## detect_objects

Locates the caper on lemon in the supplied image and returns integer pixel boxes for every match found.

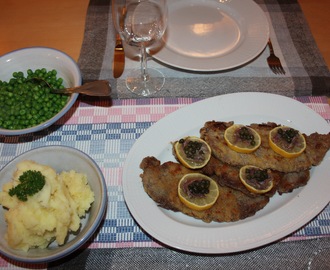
[269,126,306,158]
[173,136,211,169]
[178,173,219,211]
[224,124,261,153]
[239,165,274,194]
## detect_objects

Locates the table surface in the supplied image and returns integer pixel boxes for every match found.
[0,0,329,67]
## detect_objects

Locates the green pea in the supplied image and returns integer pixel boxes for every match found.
[0,68,69,130]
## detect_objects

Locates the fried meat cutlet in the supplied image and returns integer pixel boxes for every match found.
[201,156,280,197]
[140,156,269,223]
[277,170,311,194]
[200,121,330,173]
[201,156,310,197]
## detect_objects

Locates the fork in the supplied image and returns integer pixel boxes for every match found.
[267,39,285,75]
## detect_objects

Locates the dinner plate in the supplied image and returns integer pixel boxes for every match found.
[122,92,330,254]
[150,0,269,71]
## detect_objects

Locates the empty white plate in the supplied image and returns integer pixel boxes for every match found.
[150,0,269,71]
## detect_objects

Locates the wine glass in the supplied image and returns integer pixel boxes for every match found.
[112,0,168,96]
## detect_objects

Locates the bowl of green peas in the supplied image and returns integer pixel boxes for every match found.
[0,47,81,135]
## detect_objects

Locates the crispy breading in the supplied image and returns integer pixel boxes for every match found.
[140,156,269,223]
[277,170,310,194]
[201,156,279,197]
[201,156,310,197]
[200,121,330,173]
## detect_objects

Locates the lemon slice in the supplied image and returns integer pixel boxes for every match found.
[178,173,219,211]
[269,126,306,158]
[173,136,211,169]
[239,165,273,194]
[224,124,261,153]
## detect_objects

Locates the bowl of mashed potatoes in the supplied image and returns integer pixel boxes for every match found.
[0,146,107,263]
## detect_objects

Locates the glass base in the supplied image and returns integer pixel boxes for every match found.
[125,68,165,96]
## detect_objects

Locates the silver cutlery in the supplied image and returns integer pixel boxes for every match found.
[267,39,285,75]
[113,33,125,78]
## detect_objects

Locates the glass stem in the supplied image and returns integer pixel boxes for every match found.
[140,46,149,82]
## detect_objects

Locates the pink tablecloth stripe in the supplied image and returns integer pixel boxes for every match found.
[59,96,330,126]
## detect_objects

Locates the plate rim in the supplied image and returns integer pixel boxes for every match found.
[122,92,330,254]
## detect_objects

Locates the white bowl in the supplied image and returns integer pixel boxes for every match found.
[0,47,81,135]
[0,146,107,263]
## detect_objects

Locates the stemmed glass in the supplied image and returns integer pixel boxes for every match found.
[112,0,168,96]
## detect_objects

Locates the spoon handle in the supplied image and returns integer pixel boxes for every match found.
[52,80,111,96]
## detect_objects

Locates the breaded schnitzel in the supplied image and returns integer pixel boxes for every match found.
[140,156,270,223]
[201,156,310,197]
[140,121,327,223]
[200,121,330,173]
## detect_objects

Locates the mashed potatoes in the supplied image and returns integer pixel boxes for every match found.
[0,160,95,251]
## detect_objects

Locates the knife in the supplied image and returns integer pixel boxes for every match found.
[113,33,125,78]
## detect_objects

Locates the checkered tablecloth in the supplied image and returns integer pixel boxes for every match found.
[0,96,329,259]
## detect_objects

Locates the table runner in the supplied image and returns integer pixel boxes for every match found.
[78,0,330,99]
[0,96,329,269]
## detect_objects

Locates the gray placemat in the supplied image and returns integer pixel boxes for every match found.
[48,237,330,270]
[78,0,329,99]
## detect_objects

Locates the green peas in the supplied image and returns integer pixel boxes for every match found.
[0,69,69,130]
